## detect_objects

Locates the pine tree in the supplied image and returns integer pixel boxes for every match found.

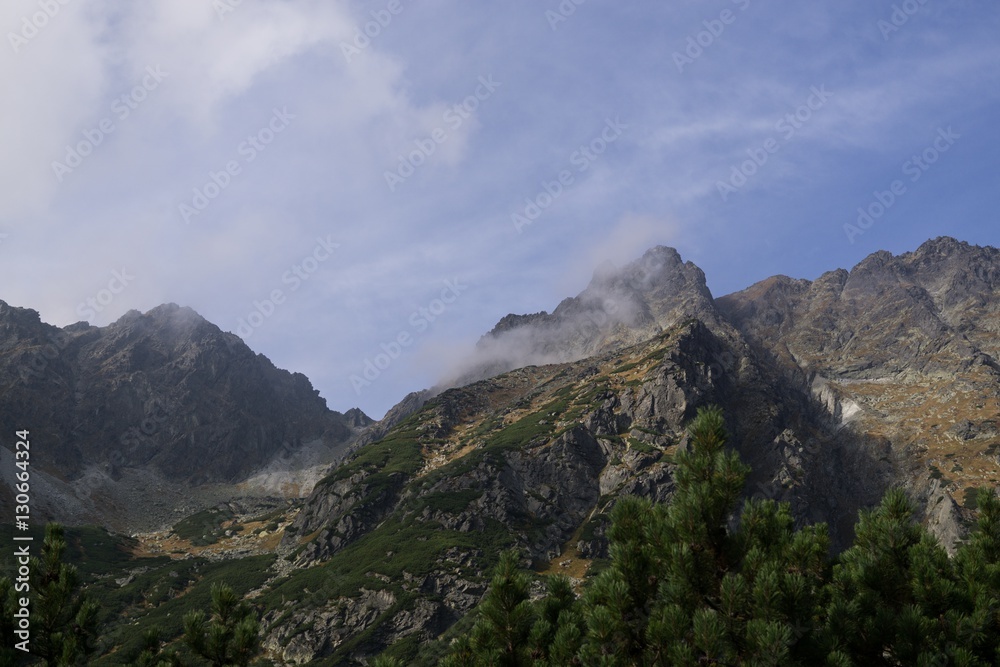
[473,550,535,666]
[136,629,183,667]
[440,550,537,666]
[578,495,658,665]
[953,487,1000,664]
[528,575,583,666]
[183,582,261,667]
[0,576,21,667]
[28,524,100,666]
[726,497,830,664]
[440,635,477,667]
[823,488,960,665]
[633,405,832,665]
[645,405,751,663]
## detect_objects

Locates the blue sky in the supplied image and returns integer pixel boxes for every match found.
[2,0,998,418]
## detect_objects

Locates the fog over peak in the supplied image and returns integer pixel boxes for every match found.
[437,245,721,391]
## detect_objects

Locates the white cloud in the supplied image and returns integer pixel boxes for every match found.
[114,0,354,127]
[0,2,110,219]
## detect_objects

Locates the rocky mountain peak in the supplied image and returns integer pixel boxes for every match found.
[717,239,999,535]
[343,407,375,429]
[584,245,707,296]
[0,302,371,531]
[451,246,723,389]
[105,302,227,347]
[912,235,971,257]
[0,300,62,348]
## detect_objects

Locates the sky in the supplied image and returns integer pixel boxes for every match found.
[1,0,998,419]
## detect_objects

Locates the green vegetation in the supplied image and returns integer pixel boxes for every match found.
[485,397,571,452]
[90,555,275,665]
[442,551,535,666]
[443,406,1000,666]
[0,524,137,580]
[422,490,484,514]
[135,629,183,667]
[0,523,99,666]
[327,416,426,486]
[578,513,609,544]
[11,370,998,666]
[965,486,995,510]
[262,515,512,616]
[184,582,262,667]
[418,396,577,489]
[173,507,236,546]
[305,417,430,541]
[611,360,641,374]
[626,437,661,456]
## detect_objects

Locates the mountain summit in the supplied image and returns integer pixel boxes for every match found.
[449,246,725,387]
[0,301,371,530]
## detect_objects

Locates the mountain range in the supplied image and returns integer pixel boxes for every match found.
[1,235,997,664]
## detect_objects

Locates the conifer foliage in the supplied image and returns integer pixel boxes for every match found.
[0,524,100,666]
[183,582,262,667]
[443,406,1000,666]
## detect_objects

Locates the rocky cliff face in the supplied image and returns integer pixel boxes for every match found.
[717,237,1000,376]
[717,237,999,539]
[0,302,371,531]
